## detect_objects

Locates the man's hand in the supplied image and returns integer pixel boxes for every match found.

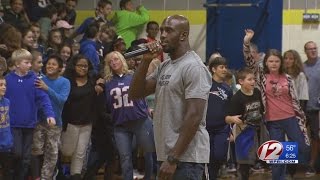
[158,161,177,180]
[143,41,162,62]
[47,117,56,126]
[35,78,48,91]
[95,78,105,95]
[231,115,243,125]
[96,78,105,85]
[95,85,104,95]
[244,29,254,45]
[226,115,243,125]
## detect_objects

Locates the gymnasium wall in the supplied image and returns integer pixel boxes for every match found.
[48,0,320,61]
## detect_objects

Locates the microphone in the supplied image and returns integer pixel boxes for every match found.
[123,45,149,59]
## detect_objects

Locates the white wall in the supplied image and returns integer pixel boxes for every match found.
[189,25,207,61]
[282,24,320,61]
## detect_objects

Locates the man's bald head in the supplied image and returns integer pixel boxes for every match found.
[163,15,190,34]
[160,15,191,58]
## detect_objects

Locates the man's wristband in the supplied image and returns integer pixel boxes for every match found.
[167,155,179,165]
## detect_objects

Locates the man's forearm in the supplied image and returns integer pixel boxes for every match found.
[129,60,152,99]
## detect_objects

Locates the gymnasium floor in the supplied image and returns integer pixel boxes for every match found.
[217,172,320,180]
[94,171,320,180]
[213,167,320,180]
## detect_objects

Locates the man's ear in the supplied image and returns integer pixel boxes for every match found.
[180,31,188,41]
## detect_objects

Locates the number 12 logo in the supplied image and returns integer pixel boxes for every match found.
[257,140,283,161]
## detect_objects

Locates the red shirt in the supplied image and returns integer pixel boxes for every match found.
[265,74,295,121]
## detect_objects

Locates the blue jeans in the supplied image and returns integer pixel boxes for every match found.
[266,117,310,180]
[207,125,230,180]
[11,128,34,180]
[157,162,205,180]
[114,118,155,180]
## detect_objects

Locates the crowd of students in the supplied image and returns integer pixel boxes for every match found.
[0,0,160,179]
[203,32,320,180]
[0,0,320,180]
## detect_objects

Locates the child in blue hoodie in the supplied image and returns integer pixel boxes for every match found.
[5,49,55,180]
[31,54,71,179]
[80,23,100,74]
[0,76,14,180]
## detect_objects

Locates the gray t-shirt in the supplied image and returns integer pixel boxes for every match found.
[149,51,212,163]
[304,59,320,110]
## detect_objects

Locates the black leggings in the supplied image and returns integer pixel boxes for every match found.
[0,152,15,180]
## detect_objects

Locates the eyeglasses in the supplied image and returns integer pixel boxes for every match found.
[76,64,88,69]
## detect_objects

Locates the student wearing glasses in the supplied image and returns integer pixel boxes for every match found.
[61,54,101,179]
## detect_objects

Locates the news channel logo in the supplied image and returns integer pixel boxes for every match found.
[257,140,298,164]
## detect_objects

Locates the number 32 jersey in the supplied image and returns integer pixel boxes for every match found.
[105,74,149,125]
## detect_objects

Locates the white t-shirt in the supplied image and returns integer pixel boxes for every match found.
[292,72,309,101]
[149,51,212,163]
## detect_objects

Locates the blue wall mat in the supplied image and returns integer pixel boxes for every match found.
[205,0,283,69]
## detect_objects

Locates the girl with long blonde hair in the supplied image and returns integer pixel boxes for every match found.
[103,51,155,180]
[103,51,130,81]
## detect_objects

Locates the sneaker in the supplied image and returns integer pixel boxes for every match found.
[52,168,59,180]
[286,174,294,180]
[226,164,237,173]
[305,166,316,177]
[251,162,264,173]
[133,169,144,180]
[219,164,228,177]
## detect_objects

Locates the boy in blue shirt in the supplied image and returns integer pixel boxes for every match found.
[5,49,55,180]
[32,54,70,179]
[0,76,14,180]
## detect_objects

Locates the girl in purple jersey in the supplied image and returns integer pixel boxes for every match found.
[104,51,155,180]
